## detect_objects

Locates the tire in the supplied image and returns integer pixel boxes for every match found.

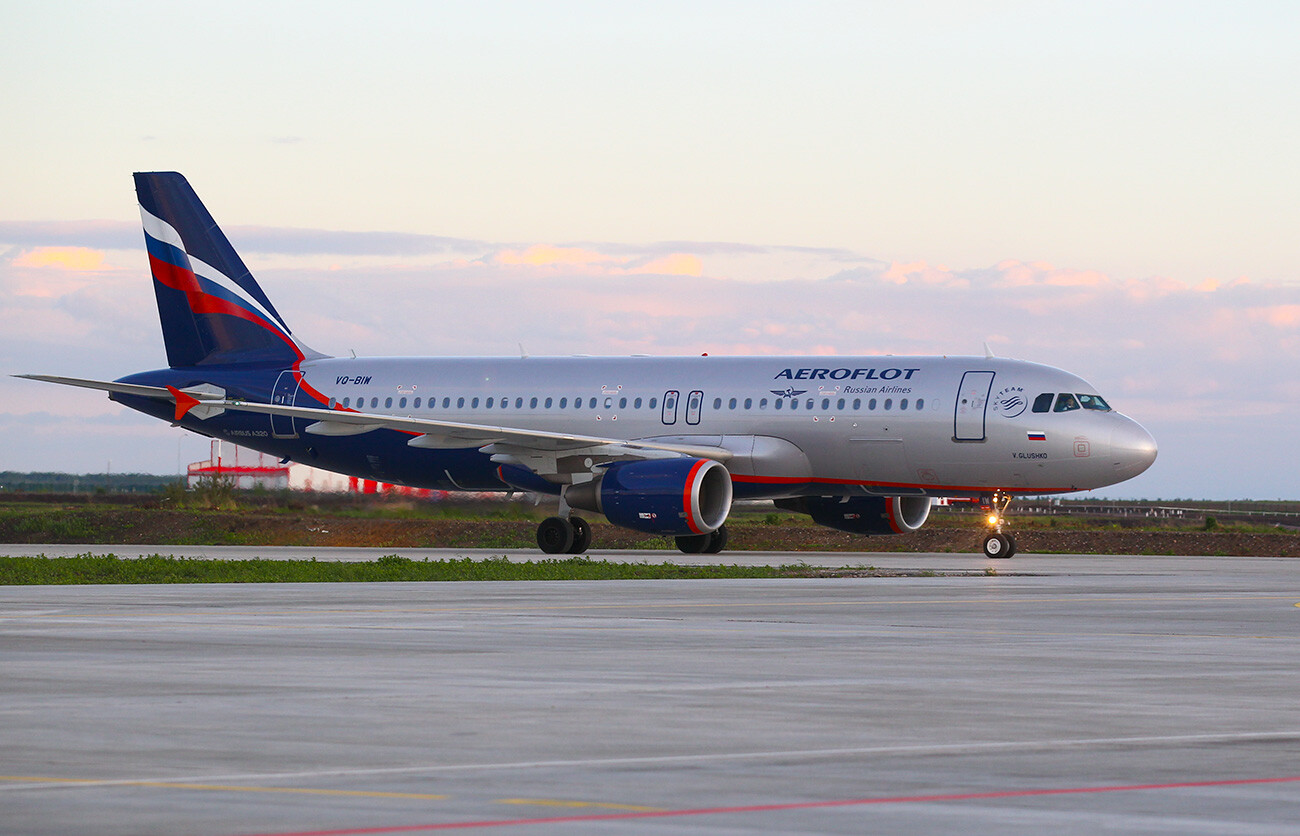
[704,525,729,554]
[675,532,710,554]
[537,516,575,554]
[569,516,592,554]
[1003,534,1018,559]
[982,532,1012,559]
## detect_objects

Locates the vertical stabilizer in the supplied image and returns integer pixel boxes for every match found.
[134,172,319,367]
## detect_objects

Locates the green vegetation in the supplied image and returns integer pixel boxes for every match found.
[0,553,806,584]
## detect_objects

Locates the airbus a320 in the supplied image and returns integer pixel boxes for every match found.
[20,173,1157,558]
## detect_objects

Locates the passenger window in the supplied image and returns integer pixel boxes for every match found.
[442,397,451,408]
[806,398,814,410]
[853,398,861,410]
[545,397,553,408]
[516,397,523,408]
[649,398,658,409]
[400,397,408,408]
[457,397,465,408]
[775,398,784,410]
[341,397,349,408]
[713,398,722,409]
[916,398,924,410]
[744,398,752,409]
[822,398,830,410]
[471,397,480,408]
[837,398,845,410]
[619,397,627,408]
[559,397,568,408]
[385,397,393,408]
[414,397,422,409]
[868,398,876,410]
[530,397,538,408]
[884,399,892,410]
[486,397,494,408]
[1054,393,1081,412]
[371,397,378,409]
[900,398,908,410]
[1032,393,1054,413]
[633,397,642,408]
[574,398,582,409]
[759,398,768,409]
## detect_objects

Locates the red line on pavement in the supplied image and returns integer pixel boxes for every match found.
[232,775,1300,836]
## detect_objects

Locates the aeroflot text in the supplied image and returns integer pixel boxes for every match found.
[773,368,921,381]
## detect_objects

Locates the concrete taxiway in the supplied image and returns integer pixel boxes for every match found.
[2,548,1299,835]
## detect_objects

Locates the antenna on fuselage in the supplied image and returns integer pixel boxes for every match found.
[983,342,995,359]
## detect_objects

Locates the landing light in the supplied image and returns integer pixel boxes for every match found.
[987,514,1001,527]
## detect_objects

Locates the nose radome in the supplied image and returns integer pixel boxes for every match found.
[1111,418,1158,480]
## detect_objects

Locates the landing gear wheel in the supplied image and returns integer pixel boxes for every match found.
[537,516,575,554]
[675,532,710,554]
[568,516,592,554]
[676,526,729,555]
[982,532,1015,559]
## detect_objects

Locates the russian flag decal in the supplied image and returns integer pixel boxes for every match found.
[1027,431,1047,442]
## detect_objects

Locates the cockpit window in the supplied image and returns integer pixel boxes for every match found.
[1077,393,1111,411]
[1032,393,1054,413]
[1054,393,1081,412]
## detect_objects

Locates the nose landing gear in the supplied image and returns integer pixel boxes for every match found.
[980,491,1017,559]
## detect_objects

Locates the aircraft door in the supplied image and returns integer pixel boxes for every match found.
[685,390,704,425]
[661,390,679,425]
[954,371,995,442]
[270,370,300,438]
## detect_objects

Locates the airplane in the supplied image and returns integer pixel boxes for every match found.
[19,172,1157,559]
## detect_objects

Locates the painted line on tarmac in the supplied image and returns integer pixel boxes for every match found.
[227,775,1300,835]
[7,730,1300,791]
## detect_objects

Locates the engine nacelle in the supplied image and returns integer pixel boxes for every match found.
[776,495,932,535]
[566,458,733,536]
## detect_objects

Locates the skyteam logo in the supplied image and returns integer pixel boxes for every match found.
[992,386,1029,418]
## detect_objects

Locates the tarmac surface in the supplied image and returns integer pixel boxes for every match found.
[2,546,1299,835]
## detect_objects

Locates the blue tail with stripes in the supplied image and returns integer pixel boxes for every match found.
[134,172,319,368]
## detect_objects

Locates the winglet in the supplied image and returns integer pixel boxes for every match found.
[166,385,201,422]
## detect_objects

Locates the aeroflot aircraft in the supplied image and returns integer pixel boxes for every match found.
[21,173,1157,558]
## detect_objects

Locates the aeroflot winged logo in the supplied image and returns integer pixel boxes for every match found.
[770,387,808,399]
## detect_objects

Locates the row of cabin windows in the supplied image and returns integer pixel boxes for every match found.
[334,394,926,413]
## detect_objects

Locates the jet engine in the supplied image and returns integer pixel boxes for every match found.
[566,458,733,536]
[776,495,932,535]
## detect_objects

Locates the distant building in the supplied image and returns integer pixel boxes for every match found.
[187,440,290,490]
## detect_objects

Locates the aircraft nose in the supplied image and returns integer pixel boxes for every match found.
[1111,417,1158,480]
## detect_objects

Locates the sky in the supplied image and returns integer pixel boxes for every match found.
[1,1,1297,500]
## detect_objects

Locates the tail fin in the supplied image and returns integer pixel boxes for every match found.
[134,171,321,368]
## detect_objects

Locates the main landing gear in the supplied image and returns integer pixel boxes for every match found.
[534,515,731,555]
[536,515,592,555]
[980,491,1017,559]
[674,525,729,555]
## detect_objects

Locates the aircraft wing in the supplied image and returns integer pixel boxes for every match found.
[15,375,733,479]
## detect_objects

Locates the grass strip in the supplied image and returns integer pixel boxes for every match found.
[0,553,805,584]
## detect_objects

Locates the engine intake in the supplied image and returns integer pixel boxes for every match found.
[567,458,733,536]
[776,495,932,535]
